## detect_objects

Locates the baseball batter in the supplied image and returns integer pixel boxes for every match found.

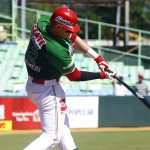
[24,7,116,150]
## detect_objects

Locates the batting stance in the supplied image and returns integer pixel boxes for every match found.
[24,7,116,150]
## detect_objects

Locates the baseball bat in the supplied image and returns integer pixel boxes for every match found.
[105,68,150,109]
[114,75,150,109]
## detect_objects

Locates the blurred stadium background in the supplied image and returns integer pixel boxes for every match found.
[0,0,150,95]
[0,0,150,149]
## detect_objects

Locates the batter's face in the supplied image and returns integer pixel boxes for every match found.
[55,25,73,39]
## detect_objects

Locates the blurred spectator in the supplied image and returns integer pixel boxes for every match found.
[0,26,8,42]
[112,76,128,96]
[133,73,148,96]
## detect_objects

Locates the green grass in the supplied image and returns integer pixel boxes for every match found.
[1,131,150,150]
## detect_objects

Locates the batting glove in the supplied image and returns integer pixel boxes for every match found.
[100,69,120,80]
[100,71,119,80]
[104,68,120,79]
[107,72,119,80]
[95,56,109,72]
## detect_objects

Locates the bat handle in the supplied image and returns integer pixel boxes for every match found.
[104,68,119,78]
[104,68,113,73]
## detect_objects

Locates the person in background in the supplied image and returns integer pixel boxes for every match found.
[24,6,117,150]
[133,73,148,96]
[112,76,128,96]
[0,26,9,43]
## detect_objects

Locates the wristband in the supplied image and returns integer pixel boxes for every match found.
[86,48,99,59]
[95,56,104,64]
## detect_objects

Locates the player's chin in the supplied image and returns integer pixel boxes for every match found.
[61,35,70,39]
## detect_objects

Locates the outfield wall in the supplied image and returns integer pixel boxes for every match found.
[99,96,150,127]
[0,96,150,130]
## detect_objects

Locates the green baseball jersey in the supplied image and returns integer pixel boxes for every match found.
[25,16,75,80]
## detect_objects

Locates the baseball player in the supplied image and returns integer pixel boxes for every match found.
[24,7,116,150]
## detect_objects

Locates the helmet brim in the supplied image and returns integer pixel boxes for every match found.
[61,24,80,33]
[70,24,80,33]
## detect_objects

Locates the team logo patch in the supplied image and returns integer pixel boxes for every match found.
[54,16,73,27]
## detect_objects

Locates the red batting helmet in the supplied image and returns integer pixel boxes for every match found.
[50,7,80,33]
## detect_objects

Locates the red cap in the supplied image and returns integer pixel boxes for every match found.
[138,73,144,79]
[50,7,80,33]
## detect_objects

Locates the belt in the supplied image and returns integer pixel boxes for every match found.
[29,76,59,85]
[32,78,45,84]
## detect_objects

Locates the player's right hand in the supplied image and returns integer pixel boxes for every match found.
[100,69,120,80]
[104,68,120,79]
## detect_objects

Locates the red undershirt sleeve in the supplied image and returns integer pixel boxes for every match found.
[65,68,106,81]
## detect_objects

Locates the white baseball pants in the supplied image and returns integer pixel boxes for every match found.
[24,78,77,150]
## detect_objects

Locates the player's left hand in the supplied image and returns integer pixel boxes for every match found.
[95,56,109,72]
[98,60,109,72]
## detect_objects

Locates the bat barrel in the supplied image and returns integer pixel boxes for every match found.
[114,76,150,110]
[104,68,150,110]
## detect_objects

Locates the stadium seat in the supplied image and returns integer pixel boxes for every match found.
[0,43,149,96]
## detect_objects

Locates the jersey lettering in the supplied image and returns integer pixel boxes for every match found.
[32,23,46,49]
[25,24,46,73]
[25,59,41,72]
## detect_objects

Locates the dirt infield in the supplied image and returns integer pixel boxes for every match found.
[1,127,150,135]
[72,127,150,132]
